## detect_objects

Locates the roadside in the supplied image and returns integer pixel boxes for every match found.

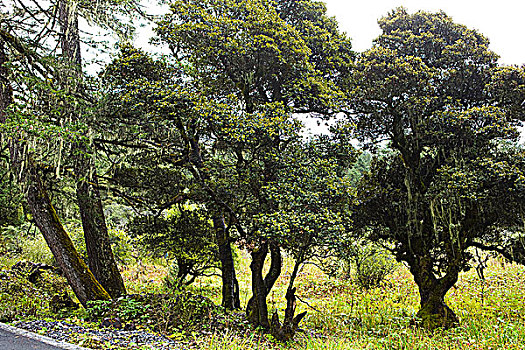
[0,322,89,350]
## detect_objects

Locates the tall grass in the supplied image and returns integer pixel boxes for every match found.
[4,229,524,349]
[179,253,525,350]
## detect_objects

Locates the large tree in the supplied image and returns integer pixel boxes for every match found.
[350,8,525,329]
[0,0,146,301]
[155,0,353,329]
[0,30,111,307]
[57,0,126,298]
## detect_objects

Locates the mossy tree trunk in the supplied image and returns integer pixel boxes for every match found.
[410,256,459,330]
[0,40,110,307]
[213,214,240,310]
[59,0,126,298]
[26,158,112,306]
[246,241,282,329]
[75,165,126,298]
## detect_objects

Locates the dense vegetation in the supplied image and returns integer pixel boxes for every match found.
[1,0,524,349]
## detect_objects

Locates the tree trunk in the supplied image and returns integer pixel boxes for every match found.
[76,160,126,298]
[212,213,240,309]
[0,39,110,307]
[411,257,459,329]
[248,242,270,328]
[246,241,282,329]
[270,257,307,342]
[185,135,240,309]
[26,158,112,306]
[59,0,126,298]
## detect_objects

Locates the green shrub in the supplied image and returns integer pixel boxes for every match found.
[129,205,220,287]
[108,228,135,265]
[328,239,397,290]
[0,264,71,321]
[353,245,397,290]
[19,234,54,265]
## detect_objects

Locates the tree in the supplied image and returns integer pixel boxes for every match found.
[155,0,353,330]
[0,0,146,301]
[349,8,525,329]
[129,206,220,287]
[254,133,355,340]
[0,32,111,307]
[57,0,126,298]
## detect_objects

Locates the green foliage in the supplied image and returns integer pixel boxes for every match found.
[129,206,220,286]
[19,230,55,265]
[328,240,397,290]
[352,245,397,290]
[86,291,216,334]
[103,203,135,230]
[86,297,149,324]
[0,263,71,322]
[156,0,352,114]
[349,7,525,328]
[253,135,356,265]
[347,151,372,184]
[1,223,133,267]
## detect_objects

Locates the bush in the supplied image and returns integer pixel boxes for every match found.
[129,205,220,287]
[86,291,216,334]
[19,234,55,265]
[353,245,397,290]
[328,239,397,290]
[0,263,72,321]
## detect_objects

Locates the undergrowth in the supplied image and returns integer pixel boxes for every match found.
[2,230,525,350]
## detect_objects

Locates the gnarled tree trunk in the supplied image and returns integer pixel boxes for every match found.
[246,241,282,329]
[270,257,307,342]
[411,256,459,329]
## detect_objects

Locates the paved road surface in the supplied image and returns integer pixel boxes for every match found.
[0,323,87,350]
[0,327,64,350]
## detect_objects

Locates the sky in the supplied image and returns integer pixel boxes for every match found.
[321,0,525,66]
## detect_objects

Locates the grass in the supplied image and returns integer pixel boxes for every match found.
[3,233,525,349]
[175,253,525,350]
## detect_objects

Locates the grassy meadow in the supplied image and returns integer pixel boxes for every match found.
[120,250,525,350]
[2,231,525,350]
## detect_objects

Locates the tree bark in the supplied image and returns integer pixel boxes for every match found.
[59,0,126,298]
[75,161,126,298]
[0,39,110,307]
[410,256,459,329]
[270,257,307,342]
[213,214,240,309]
[26,157,111,306]
[248,242,270,328]
[246,241,282,329]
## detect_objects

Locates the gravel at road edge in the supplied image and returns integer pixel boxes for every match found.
[13,320,184,349]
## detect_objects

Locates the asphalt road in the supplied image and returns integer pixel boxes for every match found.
[0,327,65,350]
